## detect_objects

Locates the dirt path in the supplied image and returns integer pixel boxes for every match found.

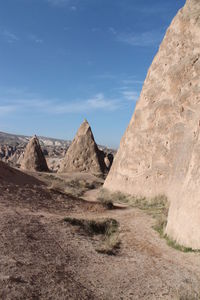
[68,205,200,299]
[0,180,200,299]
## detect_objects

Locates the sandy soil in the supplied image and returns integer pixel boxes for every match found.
[0,166,200,299]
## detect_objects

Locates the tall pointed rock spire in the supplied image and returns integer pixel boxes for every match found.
[59,120,106,175]
[20,135,49,172]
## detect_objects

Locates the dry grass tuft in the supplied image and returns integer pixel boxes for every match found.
[46,175,100,197]
[64,217,120,255]
[175,285,200,300]
[98,189,200,253]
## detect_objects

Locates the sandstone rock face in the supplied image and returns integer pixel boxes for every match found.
[104,0,200,248]
[59,120,106,176]
[20,136,49,172]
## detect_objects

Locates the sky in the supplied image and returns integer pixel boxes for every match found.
[0,0,185,148]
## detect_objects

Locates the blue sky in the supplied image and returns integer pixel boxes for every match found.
[0,0,184,148]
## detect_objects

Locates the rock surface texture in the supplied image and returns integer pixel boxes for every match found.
[104,0,200,249]
[20,136,49,172]
[59,120,107,176]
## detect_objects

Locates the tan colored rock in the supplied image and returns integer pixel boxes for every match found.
[104,153,114,170]
[17,151,25,166]
[20,135,49,172]
[104,156,111,169]
[59,120,106,176]
[104,0,200,248]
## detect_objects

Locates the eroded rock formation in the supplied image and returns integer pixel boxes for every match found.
[20,136,49,172]
[59,120,108,176]
[104,0,200,248]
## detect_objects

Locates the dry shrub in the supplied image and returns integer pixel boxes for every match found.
[64,217,120,255]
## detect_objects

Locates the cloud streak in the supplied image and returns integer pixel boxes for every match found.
[0,29,44,45]
[0,88,119,115]
[46,0,71,6]
[28,34,43,44]
[0,105,17,115]
[121,90,139,101]
[116,29,164,47]
[109,27,165,48]
[0,86,139,116]
[1,29,19,43]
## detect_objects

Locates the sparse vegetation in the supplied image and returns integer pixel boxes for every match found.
[64,217,120,255]
[98,188,168,216]
[97,192,114,209]
[175,286,200,300]
[43,174,101,197]
[158,233,200,253]
[98,189,200,253]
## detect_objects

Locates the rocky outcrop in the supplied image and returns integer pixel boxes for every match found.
[20,136,49,172]
[104,153,114,169]
[59,120,108,176]
[104,0,200,248]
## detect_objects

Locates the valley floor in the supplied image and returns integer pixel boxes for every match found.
[0,172,200,299]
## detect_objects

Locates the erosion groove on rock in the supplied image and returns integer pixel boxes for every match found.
[104,0,200,249]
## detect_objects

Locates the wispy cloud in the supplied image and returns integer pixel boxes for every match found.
[0,105,17,115]
[46,0,71,6]
[46,0,79,11]
[0,29,45,45]
[0,85,139,116]
[116,29,164,47]
[108,27,117,35]
[94,74,144,85]
[136,3,172,15]
[0,87,119,115]
[121,79,144,85]
[70,5,77,11]
[46,94,120,114]
[94,73,117,80]
[28,34,43,44]
[109,26,165,48]
[1,29,19,43]
[92,27,101,33]
[87,93,119,110]
[121,90,139,101]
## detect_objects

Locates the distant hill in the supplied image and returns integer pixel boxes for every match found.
[0,131,71,148]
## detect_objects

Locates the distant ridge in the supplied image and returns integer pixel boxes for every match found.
[0,131,71,147]
[0,130,116,151]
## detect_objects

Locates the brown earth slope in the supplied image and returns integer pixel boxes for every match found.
[0,163,200,299]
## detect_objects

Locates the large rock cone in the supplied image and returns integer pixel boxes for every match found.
[20,136,49,172]
[59,120,106,176]
[104,0,200,249]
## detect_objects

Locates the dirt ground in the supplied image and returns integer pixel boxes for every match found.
[1,168,200,299]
